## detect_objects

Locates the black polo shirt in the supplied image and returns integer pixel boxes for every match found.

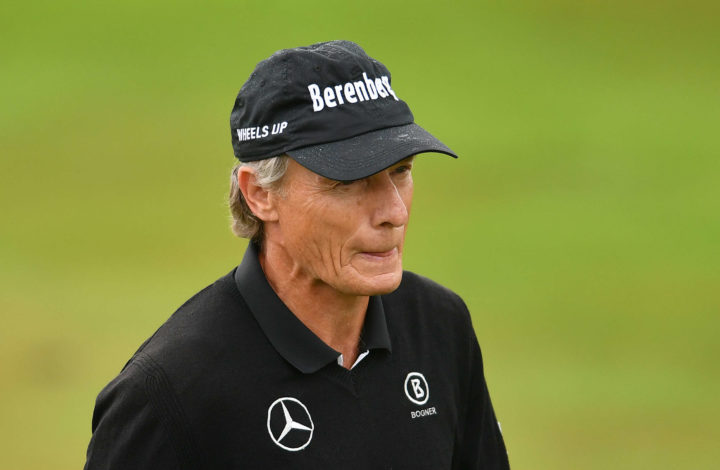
[85,243,510,469]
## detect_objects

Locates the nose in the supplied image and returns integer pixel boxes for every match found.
[370,171,410,228]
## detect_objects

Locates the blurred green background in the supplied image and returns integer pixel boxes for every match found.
[1,0,718,468]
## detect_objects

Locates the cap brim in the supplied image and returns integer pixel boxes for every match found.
[285,123,457,181]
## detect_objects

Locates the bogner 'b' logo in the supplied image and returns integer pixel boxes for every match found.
[267,397,314,451]
[404,372,430,405]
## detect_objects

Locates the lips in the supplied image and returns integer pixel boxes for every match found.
[360,247,398,258]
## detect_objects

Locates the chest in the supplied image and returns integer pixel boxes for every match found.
[191,354,462,469]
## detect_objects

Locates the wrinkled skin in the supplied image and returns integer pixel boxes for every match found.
[266,157,414,297]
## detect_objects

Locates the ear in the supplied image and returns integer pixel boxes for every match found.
[237,166,279,222]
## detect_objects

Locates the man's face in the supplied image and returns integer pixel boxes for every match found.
[269,157,414,296]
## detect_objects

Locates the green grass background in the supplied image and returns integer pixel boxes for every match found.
[1,0,718,468]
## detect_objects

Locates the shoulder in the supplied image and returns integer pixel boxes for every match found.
[382,270,475,342]
[386,270,470,318]
[157,268,246,330]
[123,268,260,384]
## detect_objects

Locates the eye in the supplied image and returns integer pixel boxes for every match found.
[328,178,361,191]
[393,163,413,175]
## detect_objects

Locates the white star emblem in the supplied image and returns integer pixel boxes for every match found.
[267,397,314,451]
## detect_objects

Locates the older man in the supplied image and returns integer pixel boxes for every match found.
[85,40,510,469]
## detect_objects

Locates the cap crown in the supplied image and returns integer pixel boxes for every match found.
[230,40,415,161]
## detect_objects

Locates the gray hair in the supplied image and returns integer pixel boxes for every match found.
[228,155,290,243]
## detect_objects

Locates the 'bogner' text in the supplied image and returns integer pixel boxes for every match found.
[308,73,398,112]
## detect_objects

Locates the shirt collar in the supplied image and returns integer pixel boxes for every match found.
[234,242,392,374]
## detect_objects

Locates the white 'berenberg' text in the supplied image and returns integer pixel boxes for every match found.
[308,73,399,112]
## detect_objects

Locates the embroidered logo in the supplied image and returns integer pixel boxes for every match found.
[267,397,314,451]
[404,372,430,405]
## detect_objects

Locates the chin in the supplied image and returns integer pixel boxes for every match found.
[352,270,404,296]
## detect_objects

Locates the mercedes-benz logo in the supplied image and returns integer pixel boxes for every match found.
[267,397,314,451]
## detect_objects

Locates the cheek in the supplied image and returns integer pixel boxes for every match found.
[280,204,353,267]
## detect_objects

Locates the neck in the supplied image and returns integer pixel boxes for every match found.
[258,240,368,369]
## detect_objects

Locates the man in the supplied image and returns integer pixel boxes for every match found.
[85,40,510,469]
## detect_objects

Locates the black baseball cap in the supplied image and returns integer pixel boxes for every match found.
[230,40,457,181]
